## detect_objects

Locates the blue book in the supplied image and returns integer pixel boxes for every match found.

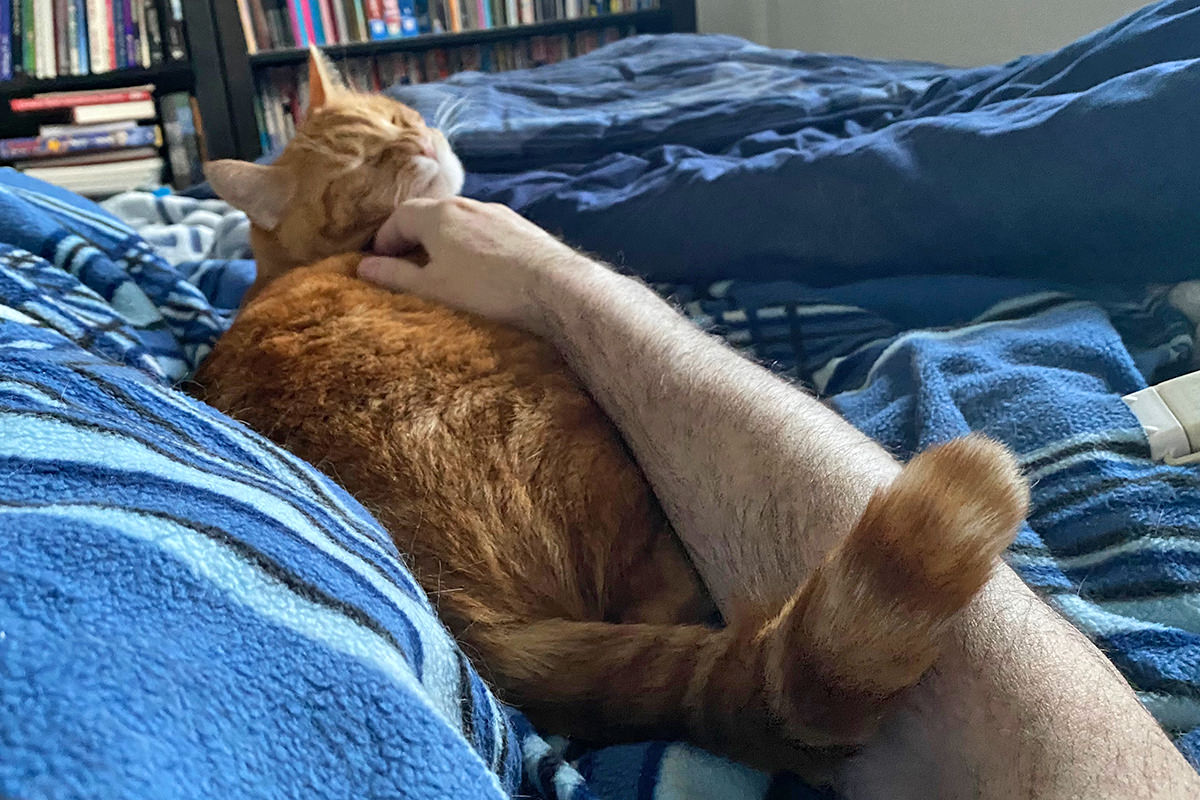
[0,0,12,80]
[0,125,161,160]
[112,0,126,68]
[397,0,418,36]
[307,0,326,44]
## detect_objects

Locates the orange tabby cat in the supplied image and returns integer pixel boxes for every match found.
[195,49,1029,779]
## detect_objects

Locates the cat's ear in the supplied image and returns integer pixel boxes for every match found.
[203,160,297,231]
[307,44,343,113]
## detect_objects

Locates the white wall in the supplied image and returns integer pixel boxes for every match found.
[698,0,1148,66]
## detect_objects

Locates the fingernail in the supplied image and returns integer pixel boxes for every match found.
[358,257,385,281]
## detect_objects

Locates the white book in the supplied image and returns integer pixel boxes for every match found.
[22,157,165,197]
[86,0,113,73]
[73,99,157,125]
[34,0,55,78]
[505,0,518,26]
[137,0,152,66]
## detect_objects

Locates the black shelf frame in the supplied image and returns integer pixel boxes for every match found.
[209,0,697,161]
[0,63,195,99]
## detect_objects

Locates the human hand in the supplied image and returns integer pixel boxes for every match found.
[358,197,592,334]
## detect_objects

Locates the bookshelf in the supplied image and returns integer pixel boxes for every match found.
[0,0,239,189]
[207,0,697,161]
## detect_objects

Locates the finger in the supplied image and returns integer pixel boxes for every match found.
[357,255,426,291]
[372,198,443,256]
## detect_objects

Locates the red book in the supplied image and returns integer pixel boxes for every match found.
[11,86,153,112]
[105,0,116,69]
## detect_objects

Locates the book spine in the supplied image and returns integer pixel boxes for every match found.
[143,0,162,62]
[364,0,385,39]
[396,0,417,35]
[69,0,89,73]
[347,0,366,40]
[158,0,185,60]
[54,0,69,74]
[34,0,54,77]
[20,0,35,75]
[328,0,347,43]
[235,0,257,52]
[0,124,160,159]
[474,0,488,28]
[292,0,315,45]
[518,0,531,25]
[305,0,325,43]
[314,0,334,43]
[446,0,459,31]
[121,0,138,67]
[109,0,124,68]
[379,0,401,36]
[110,0,124,67]
[84,0,104,71]
[136,0,150,64]
[285,0,305,46]
[11,87,150,110]
[0,0,11,80]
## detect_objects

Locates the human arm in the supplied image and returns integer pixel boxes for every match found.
[360,197,1200,798]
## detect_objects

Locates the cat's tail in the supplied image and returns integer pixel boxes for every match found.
[472,435,1027,777]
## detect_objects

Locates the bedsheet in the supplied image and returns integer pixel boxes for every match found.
[390,0,1200,287]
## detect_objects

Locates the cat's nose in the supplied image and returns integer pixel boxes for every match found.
[420,137,436,159]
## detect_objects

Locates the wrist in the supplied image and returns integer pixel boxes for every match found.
[525,251,612,339]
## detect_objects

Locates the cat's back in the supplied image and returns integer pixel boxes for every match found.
[196,256,707,630]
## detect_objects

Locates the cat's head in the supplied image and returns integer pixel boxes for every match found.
[204,47,464,297]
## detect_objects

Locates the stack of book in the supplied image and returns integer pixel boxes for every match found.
[254,24,624,152]
[237,0,656,51]
[0,84,204,196]
[0,0,188,81]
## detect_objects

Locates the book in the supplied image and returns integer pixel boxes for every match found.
[39,119,137,136]
[136,0,151,65]
[305,0,326,44]
[121,0,138,67]
[396,0,418,36]
[364,0,385,39]
[159,0,186,61]
[85,0,110,72]
[11,85,152,111]
[286,0,306,46]
[518,0,532,25]
[475,0,490,29]
[21,0,36,76]
[343,0,366,40]
[53,0,70,76]
[143,0,163,63]
[21,156,165,197]
[379,0,401,36]
[33,0,54,78]
[68,0,89,74]
[159,91,202,188]
[314,0,334,44]
[0,124,161,160]
[111,0,124,68]
[0,0,12,81]
[72,98,156,123]
[18,145,157,166]
[328,0,348,43]
[235,0,257,52]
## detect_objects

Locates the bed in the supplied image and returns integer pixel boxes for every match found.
[4,1,1200,797]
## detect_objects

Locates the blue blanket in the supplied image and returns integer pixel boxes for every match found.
[391,0,1200,287]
